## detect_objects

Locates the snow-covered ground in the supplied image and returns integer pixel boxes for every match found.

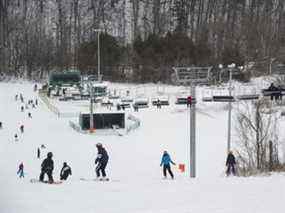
[0,80,285,213]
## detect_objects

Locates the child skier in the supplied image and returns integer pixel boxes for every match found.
[60,162,72,180]
[160,151,176,179]
[17,162,24,178]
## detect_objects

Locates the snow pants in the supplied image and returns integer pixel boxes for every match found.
[96,162,107,177]
[39,170,54,183]
[163,164,174,178]
[226,164,236,176]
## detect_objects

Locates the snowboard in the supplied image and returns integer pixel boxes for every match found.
[80,178,119,182]
[30,178,63,184]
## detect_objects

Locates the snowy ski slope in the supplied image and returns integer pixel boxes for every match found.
[0,80,285,213]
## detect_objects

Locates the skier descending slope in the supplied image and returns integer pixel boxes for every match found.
[160,151,176,179]
[95,143,109,180]
[39,152,54,183]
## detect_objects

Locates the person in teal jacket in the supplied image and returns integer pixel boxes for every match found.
[160,151,176,179]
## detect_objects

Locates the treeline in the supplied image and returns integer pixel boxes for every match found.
[0,0,284,82]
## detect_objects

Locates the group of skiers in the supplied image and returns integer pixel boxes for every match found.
[38,143,108,183]
[20,143,237,182]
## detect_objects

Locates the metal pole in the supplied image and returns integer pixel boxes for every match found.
[97,31,101,82]
[190,84,196,178]
[227,69,233,153]
[89,83,94,131]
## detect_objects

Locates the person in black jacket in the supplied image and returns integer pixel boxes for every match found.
[60,162,72,180]
[226,151,236,176]
[95,143,109,179]
[39,152,54,183]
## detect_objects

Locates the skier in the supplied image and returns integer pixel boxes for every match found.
[95,143,109,180]
[37,147,41,159]
[35,99,38,106]
[17,162,24,178]
[156,99,162,109]
[20,125,24,133]
[14,134,18,142]
[34,84,38,92]
[0,121,2,129]
[20,94,24,103]
[39,152,54,183]
[15,94,18,101]
[160,151,176,179]
[226,151,236,176]
[21,106,24,112]
[28,112,32,118]
[60,162,72,181]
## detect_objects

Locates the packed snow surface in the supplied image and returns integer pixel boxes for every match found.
[0,80,285,213]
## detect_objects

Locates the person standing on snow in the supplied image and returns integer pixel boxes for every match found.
[37,147,41,159]
[39,152,54,183]
[160,151,176,179]
[17,162,24,178]
[226,151,236,176]
[20,125,24,133]
[60,162,72,180]
[95,143,109,180]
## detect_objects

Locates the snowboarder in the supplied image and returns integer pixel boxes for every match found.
[20,125,24,133]
[95,143,109,180]
[39,152,54,183]
[226,151,236,176]
[60,162,72,181]
[17,162,24,178]
[160,151,176,179]
[37,147,40,159]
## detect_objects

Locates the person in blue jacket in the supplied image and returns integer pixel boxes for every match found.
[160,151,176,179]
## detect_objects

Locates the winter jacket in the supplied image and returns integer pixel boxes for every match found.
[226,153,236,166]
[95,147,109,164]
[41,157,54,172]
[160,153,175,166]
[60,165,72,178]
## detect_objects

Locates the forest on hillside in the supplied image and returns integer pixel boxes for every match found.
[0,0,285,82]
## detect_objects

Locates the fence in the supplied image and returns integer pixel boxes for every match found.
[39,91,79,118]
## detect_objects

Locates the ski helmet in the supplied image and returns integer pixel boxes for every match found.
[96,143,102,148]
[47,152,53,158]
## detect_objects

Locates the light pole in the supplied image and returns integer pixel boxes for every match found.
[227,63,235,153]
[89,82,94,132]
[269,58,275,75]
[190,83,196,178]
[94,29,103,82]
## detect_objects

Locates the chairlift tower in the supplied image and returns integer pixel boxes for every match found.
[173,67,210,178]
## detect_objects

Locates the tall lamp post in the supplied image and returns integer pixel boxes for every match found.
[227,63,235,153]
[94,29,103,82]
[89,82,94,132]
